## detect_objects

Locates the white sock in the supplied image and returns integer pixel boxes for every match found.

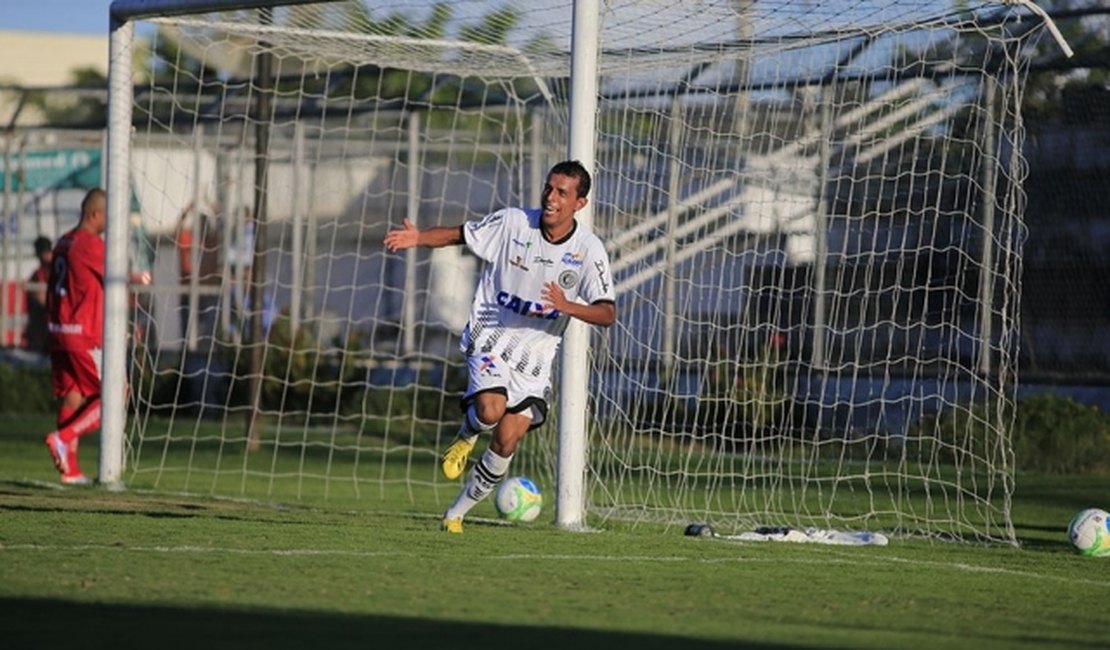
[444,448,512,520]
[458,404,495,442]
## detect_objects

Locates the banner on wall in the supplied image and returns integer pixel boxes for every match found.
[0,148,101,191]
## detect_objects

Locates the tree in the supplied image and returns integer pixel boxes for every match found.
[23,66,108,128]
[1019,3,1109,123]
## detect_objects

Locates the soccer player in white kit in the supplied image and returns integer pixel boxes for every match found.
[383,160,616,533]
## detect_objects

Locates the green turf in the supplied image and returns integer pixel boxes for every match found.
[1,416,1107,649]
[88,413,1023,541]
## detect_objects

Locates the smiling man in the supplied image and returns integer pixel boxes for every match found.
[383,160,616,533]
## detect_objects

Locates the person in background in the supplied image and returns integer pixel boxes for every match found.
[225,206,255,334]
[44,188,107,485]
[23,235,53,355]
[176,203,222,345]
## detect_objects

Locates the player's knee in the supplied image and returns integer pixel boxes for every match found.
[62,392,86,411]
[473,400,506,426]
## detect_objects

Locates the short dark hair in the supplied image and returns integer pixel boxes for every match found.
[34,236,52,256]
[81,187,106,217]
[549,160,591,199]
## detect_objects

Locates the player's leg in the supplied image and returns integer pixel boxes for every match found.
[44,349,101,483]
[54,349,102,444]
[442,354,511,479]
[56,390,84,430]
[442,410,531,532]
[56,394,101,444]
[46,350,77,476]
[441,369,550,532]
[442,391,505,479]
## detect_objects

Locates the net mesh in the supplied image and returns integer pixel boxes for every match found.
[119,0,1050,543]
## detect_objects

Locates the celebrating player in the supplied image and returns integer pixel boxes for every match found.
[383,160,616,533]
[43,188,107,485]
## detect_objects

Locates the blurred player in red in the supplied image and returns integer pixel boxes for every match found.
[44,188,107,485]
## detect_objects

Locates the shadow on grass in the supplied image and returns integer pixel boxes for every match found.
[2,597,812,650]
[1012,520,1074,552]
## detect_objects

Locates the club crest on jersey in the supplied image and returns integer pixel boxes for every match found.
[561,252,584,267]
[558,270,578,290]
[497,291,559,319]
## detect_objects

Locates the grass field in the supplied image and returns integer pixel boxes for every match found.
[1,413,1108,649]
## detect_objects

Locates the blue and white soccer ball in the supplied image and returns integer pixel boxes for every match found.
[1067,508,1110,556]
[495,476,543,522]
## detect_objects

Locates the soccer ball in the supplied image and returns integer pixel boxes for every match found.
[495,476,543,522]
[1067,508,1110,556]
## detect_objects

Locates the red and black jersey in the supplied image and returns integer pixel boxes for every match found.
[47,228,104,352]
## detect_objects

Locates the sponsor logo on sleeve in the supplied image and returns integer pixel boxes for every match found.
[467,211,504,233]
[594,260,611,293]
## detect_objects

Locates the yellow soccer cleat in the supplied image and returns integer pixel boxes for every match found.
[441,436,476,480]
[442,517,463,534]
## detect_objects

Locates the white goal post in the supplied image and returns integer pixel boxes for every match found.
[104,0,1066,543]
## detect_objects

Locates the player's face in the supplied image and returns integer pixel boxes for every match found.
[541,172,587,238]
[93,208,107,236]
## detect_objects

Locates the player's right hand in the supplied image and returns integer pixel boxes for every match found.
[383,218,419,252]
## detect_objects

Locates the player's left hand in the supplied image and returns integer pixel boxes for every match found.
[541,281,569,312]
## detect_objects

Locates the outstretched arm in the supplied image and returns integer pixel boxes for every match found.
[541,282,617,327]
[383,218,464,252]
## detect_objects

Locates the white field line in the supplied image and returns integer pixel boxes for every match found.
[1,543,1106,589]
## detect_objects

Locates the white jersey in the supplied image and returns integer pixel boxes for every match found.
[461,207,615,379]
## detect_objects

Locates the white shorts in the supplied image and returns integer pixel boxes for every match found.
[463,352,551,430]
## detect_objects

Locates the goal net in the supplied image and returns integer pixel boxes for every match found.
[111,0,1054,543]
